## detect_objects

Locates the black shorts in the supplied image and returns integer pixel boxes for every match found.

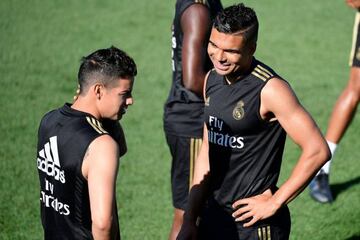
[349,12,360,67]
[165,133,202,210]
[198,198,291,240]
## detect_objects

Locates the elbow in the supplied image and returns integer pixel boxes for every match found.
[182,75,204,97]
[314,141,332,167]
[92,216,113,234]
[183,82,203,97]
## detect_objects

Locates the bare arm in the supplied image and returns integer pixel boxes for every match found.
[181,4,212,97]
[232,78,330,227]
[82,135,119,240]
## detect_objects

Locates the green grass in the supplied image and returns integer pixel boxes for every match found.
[0,0,359,239]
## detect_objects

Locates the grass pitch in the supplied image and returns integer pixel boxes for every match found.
[0,0,359,239]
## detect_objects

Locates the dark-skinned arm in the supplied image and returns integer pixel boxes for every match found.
[181,3,212,97]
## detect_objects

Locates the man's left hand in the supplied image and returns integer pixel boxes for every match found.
[231,189,280,227]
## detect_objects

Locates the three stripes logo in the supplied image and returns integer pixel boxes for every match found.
[251,64,274,82]
[37,136,65,183]
[257,226,271,240]
[86,116,108,134]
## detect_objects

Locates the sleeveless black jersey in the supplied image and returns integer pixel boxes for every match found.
[204,59,287,213]
[36,103,120,240]
[164,0,223,137]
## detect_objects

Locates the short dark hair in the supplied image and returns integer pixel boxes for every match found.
[213,3,258,46]
[78,46,137,94]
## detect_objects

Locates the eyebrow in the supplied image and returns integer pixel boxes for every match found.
[209,40,241,54]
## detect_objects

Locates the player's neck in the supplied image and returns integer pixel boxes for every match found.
[72,97,101,119]
[225,60,253,84]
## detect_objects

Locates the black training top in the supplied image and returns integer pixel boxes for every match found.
[36,103,120,240]
[164,0,223,137]
[204,58,287,213]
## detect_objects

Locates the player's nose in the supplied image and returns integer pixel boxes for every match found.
[126,97,133,106]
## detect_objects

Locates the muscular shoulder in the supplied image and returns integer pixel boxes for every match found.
[260,77,300,120]
[262,78,292,97]
[90,134,118,153]
[82,135,119,179]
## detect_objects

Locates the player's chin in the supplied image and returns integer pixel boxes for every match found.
[115,108,126,120]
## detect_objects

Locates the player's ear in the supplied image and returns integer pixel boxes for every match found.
[93,83,103,100]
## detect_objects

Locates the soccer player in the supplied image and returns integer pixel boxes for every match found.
[163,0,222,239]
[177,4,330,239]
[36,46,137,240]
[309,0,360,203]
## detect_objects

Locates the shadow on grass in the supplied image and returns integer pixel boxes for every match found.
[331,176,360,200]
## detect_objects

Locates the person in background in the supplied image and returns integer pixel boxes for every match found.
[163,0,222,239]
[309,0,360,203]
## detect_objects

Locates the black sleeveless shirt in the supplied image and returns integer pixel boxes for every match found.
[204,59,287,213]
[36,103,120,239]
[164,0,222,137]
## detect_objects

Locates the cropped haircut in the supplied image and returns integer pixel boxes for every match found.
[213,3,258,46]
[78,46,137,94]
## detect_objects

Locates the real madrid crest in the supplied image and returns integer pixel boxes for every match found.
[232,100,245,120]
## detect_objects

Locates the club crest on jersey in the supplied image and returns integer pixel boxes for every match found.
[205,96,210,106]
[232,100,245,120]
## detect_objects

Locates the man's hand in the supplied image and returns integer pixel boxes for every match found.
[231,189,280,227]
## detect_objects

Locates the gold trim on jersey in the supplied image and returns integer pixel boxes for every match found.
[267,226,271,240]
[86,116,107,134]
[257,65,273,77]
[205,96,210,106]
[257,226,271,240]
[251,65,274,82]
[189,138,202,190]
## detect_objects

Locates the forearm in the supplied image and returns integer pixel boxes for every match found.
[272,146,330,207]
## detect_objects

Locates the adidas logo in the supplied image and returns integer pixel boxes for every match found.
[37,136,65,183]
